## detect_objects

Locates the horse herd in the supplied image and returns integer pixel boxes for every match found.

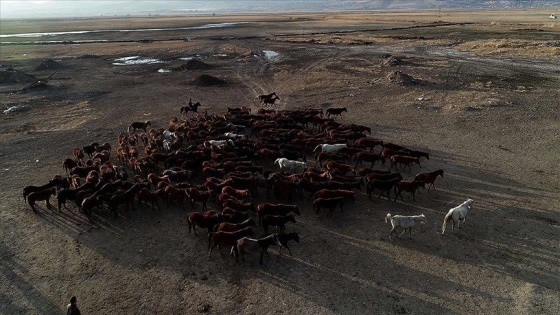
[23,105,472,265]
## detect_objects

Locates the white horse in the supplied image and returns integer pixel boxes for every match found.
[205,139,234,148]
[385,213,427,240]
[312,143,347,154]
[163,130,177,141]
[442,198,473,234]
[274,158,307,173]
[224,132,245,139]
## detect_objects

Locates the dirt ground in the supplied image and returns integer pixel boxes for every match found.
[1,10,559,315]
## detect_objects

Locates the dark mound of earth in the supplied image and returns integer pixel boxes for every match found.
[174,59,213,71]
[191,74,227,86]
[34,59,64,71]
[386,71,419,86]
[382,55,403,67]
[0,68,38,84]
[76,54,99,59]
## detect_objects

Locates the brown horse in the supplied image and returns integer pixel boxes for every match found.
[208,227,254,258]
[27,187,56,212]
[414,169,444,191]
[180,100,202,117]
[353,152,386,168]
[390,155,421,172]
[109,184,141,217]
[188,212,223,236]
[128,120,151,133]
[394,181,425,201]
[138,188,162,210]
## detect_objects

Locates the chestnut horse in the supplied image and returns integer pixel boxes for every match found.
[414,169,444,191]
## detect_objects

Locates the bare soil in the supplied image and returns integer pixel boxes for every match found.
[1,10,559,315]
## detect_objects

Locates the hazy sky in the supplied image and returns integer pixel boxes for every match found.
[1,1,557,19]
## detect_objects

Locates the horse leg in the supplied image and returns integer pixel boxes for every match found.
[409,227,413,238]
[29,201,37,212]
[389,227,396,240]
[399,228,407,238]
[259,251,265,265]
[232,246,239,262]
[286,245,293,256]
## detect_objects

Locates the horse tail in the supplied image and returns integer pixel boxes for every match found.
[385,213,392,223]
[442,210,453,234]
[313,145,321,154]
[273,158,281,169]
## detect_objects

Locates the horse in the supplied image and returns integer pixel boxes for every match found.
[215,218,256,232]
[262,214,297,233]
[390,155,421,172]
[108,184,141,217]
[354,137,383,152]
[414,169,444,191]
[367,178,400,200]
[128,121,151,133]
[137,188,161,211]
[353,152,385,168]
[274,158,307,174]
[442,199,473,235]
[188,212,223,236]
[27,187,56,212]
[262,96,280,107]
[208,227,254,258]
[394,180,425,202]
[257,204,300,225]
[385,213,427,240]
[180,99,202,117]
[186,188,210,210]
[312,143,347,154]
[23,181,58,202]
[399,149,430,160]
[236,234,281,265]
[276,232,299,255]
[326,107,347,119]
[313,197,345,217]
[313,189,355,202]
[258,92,277,103]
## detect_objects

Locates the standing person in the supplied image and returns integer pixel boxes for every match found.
[66,296,81,315]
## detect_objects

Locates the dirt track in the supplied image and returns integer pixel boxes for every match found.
[1,11,559,314]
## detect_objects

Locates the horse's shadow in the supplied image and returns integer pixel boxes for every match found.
[0,242,65,313]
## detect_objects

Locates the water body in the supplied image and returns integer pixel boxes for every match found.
[112,56,165,66]
[0,22,248,38]
[263,50,280,61]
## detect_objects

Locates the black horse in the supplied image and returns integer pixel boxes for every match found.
[258,92,277,104]
[326,107,347,119]
[180,99,202,117]
[262,95,280,108]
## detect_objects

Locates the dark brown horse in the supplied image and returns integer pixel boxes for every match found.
[180,100,202,117]
[394,180,425,201]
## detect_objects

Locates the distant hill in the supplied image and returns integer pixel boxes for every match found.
[2,1,558,19]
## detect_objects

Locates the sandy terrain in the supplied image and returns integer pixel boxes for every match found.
[1,10,559,314]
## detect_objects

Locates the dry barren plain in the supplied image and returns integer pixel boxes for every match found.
[1,10,559,315]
